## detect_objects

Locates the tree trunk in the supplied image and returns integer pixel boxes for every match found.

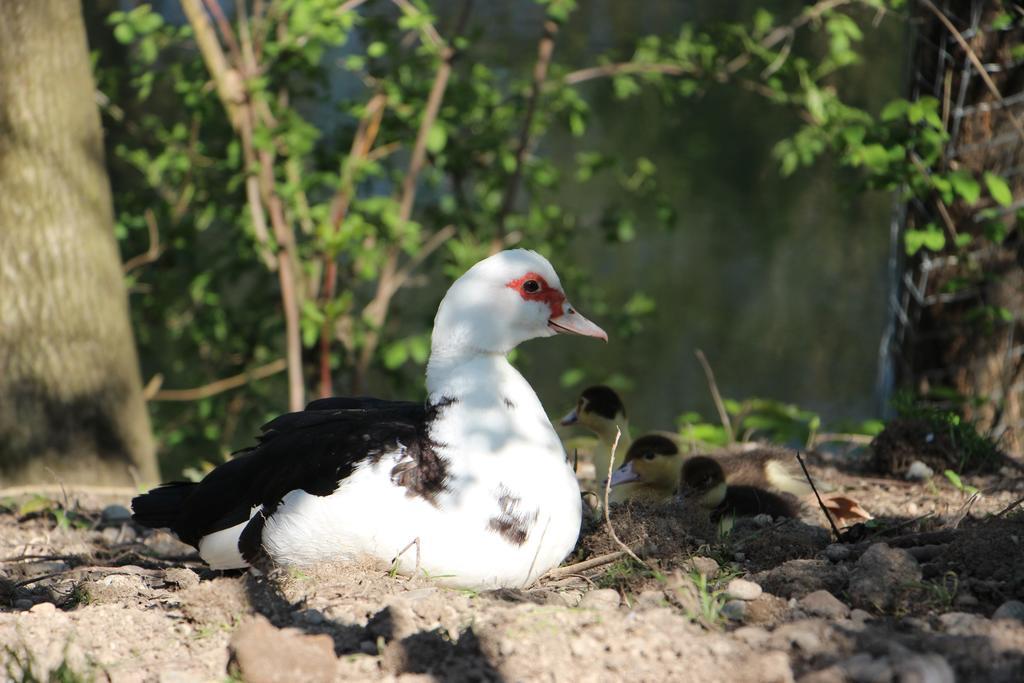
[883,0,1023,455]
[0,0,159,485]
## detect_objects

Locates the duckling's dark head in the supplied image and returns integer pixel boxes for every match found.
[560,385,626,433]
[680,456,728,509]
[609,434,681,492]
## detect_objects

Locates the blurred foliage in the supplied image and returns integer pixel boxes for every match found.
[90,0,1019,474]
[891,390,1004,470]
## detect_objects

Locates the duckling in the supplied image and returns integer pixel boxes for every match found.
[679,456,800,521]
[608,435,812,504]
[560,386,632,491]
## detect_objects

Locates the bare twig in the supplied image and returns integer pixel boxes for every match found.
[795,451,842,540]
[149,359,287,401]
[180,0,245,130]
[493,19,559,250]
[602,428,646,566]
[563,61,690,85]
[811,432,874,446]
[995,494,1024,518]
[122,209,162,272]
[695,349,734,444]
[920,0,1024,143]
[543,550,627,580]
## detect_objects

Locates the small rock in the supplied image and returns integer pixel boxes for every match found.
[634,590,667,609]
[163,567,200,590]
[992,600,1024,623]
[720,600,747,621]
[840,653,893,682]
[906,501,919,516]
[953,591,979,608]
[904,460,934,482]
[938,611,983,635]
[29,602,56,615]
[358,640,377,655]
[100,526,122,544]
[752,514,774,527]
[732,626,770,646]
[850,609,871,625]
[229,615,337,683]
[824,544,850,563]
[579,588,620,610]
[849,543,921,612]
[13,599,33,611]
[726,578,763,601]
[685,556,720,578]
[101,504,133,524]
[893,654,955,683]
[770,621,824,654]
[297,609,325,625]
[733,552,746,562]
[798,590,849,619]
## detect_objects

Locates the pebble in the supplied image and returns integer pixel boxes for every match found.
[579,589,620,610]
[849,543,921,612]
[733,552,746,562]
[894,654,955,683]
[725,578,763,601]
[14,599,33,611]
[229,615,337,683]
[840,653,893,682]
[163,567,200,590]
[798,590,849,619]
[850,609,872,623]
[29,602,56,615]
[992,600,1024,623]
[938,611,983,634]
[732,625,770,646]
[904,460,934,482]
[101,504,133,524]
[720,600,747,621]
[685,556,720,578]
[824,544,850,563]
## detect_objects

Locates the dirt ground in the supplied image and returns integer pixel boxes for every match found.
[2,444,1024,682]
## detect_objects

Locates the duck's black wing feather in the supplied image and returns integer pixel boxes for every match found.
[711,485,800,521]
[132,398,444,550]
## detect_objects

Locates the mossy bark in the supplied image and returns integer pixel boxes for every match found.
[889,1,1024,455]
[0,0,159,485]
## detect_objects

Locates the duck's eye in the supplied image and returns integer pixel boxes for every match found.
[643,452,656,461]
[523,279,540,293]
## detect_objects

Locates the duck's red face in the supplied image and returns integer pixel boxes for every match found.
[505,271,607,341]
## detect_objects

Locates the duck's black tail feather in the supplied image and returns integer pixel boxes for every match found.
[131,482,196,532]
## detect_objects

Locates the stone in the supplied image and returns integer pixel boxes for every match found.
[893,654,955,683]
[904,460,934,482]
[938,611,983,635]
[993,599,1024,623]
[720,600,747,621]
[725,578,763,601]
[228,615,337,683]
[798,590,849,619]
[824,544,850,563]
[685,556,720,578]
[13,598,33,611]
[849,543,921,612]
[579,588,620,610]
[101,504,133,524]
[732,626,770,646]
[840,653,893,682]
[769,621,825,655]
[29,601,56,615]
[163,567,200,590]
[850,609,872,624]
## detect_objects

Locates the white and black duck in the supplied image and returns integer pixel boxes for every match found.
[132,250,607,589]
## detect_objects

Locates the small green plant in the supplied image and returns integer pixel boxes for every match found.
[892,393,1002,472]
[16,496,90,532]
[594,558,654,590]
[912,571,959,611]
[686,571,728,626]
[943,469,979,496]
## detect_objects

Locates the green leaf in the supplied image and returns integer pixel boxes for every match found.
[113,23,135,44]
[984,172,1013,207]
[18,495,52,516]
[949,170,981,205]
[560,367,586,388]
[367,41,387,58]
[880,99,909,122]
[383,342,408,370]
[905,225,945,255]
[425,122,447,154]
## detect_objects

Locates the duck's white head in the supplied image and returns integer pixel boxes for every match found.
[430,249,606,360]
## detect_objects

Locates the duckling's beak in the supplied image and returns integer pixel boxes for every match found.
[548,305,608,341]
[608,461,640,488]
[559,408,579,426]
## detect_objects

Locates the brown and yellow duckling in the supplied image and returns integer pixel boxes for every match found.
[679,456,800,521]
[560,386,634,501]
[607,434,810,509]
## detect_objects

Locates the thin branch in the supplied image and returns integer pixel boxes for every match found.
[919,0,1024,144]
[563,61,689,86]
[543,551,626,580]
[149,359,287,401]
[202,0,243,67]
[493,19,559,251]
[602,428,646,566]
[353,1,473,392]
[122,209,162,272]
[180,0,245,131]
[795,451,842,540]
[695,349,734,444]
